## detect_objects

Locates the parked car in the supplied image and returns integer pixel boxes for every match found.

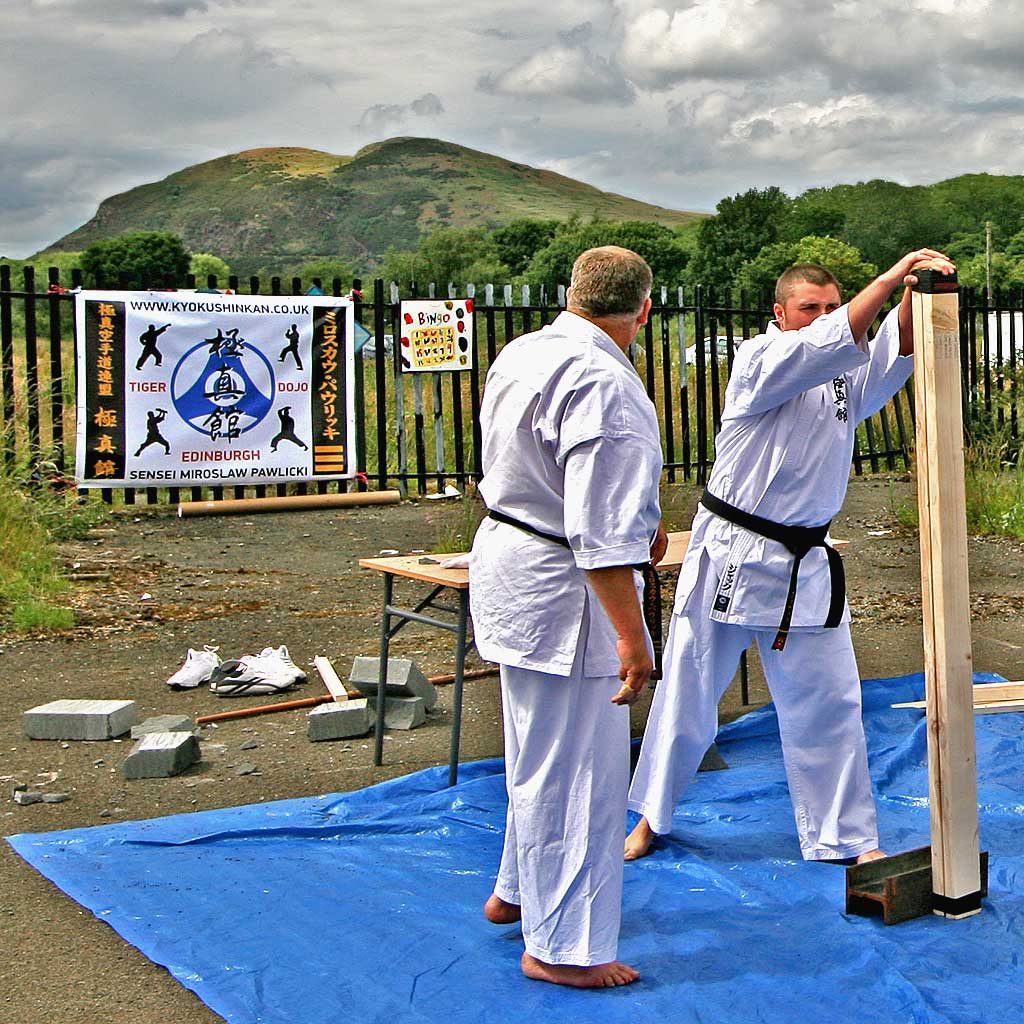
[361,334,394,359]
[685,336,733,366]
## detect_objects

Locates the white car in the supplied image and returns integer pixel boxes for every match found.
[685,336,733,366]
[361,334,394,359]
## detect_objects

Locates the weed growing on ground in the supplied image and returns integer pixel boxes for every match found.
[433,491,486,553]
[0,446,111,632]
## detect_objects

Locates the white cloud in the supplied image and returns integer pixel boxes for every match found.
[3,0,1024,255]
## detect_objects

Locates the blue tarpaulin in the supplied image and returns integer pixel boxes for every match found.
[8,672,1024,1023]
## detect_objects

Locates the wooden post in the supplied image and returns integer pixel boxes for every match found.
[911,267,983,918]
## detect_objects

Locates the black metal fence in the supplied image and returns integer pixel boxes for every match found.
[1,263,1020,503]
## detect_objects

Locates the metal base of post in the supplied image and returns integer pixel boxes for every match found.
[845,846,988,925]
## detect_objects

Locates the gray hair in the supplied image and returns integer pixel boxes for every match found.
[568,246,653,318]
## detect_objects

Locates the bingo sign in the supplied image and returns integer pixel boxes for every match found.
[399,299,474,372]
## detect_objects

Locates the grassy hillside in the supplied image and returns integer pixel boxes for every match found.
[43,138,704,275]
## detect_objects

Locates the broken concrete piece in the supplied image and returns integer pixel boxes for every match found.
[383,696,426,730]
[24,699,137,741]
[307,699,373,741]
[130,715,195,739]
[14,790,43,805]
[41,792,70,804]
[349,657,437,710]
[123,731,199,779]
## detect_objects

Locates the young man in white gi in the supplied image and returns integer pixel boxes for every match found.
[625,248,955,864]
[470,246,666,988]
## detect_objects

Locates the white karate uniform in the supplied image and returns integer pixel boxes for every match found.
[629,304,912,860]
[470,310,662,964]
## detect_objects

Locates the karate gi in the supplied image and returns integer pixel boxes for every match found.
[470,310,662,964]
[629,304,912,860]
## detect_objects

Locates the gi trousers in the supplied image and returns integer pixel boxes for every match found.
[628,561,879,861]
[493,662,630,965]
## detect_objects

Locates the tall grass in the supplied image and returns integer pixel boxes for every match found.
[0,436,110,632]
[894,366,1024,539]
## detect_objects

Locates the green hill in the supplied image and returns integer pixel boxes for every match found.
[43,138,705,275]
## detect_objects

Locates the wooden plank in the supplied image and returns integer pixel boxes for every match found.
[313,656,349,702]
[912,277,982,915]
[892,681,1024,709]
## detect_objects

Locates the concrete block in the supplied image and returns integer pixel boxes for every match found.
[123,732,200,779]
[131,714,195,739]
[24,699,137,741]
[308,699,373,741]
[13,790,43,805]
[383,696,426,730]
[349,657,437,710]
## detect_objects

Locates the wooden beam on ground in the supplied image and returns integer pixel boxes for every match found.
[892,681,1024,711]
[912,266,983,918]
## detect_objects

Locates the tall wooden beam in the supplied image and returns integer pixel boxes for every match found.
[911,267,982,918]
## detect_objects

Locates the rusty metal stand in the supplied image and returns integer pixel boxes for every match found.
[846,846,988,925]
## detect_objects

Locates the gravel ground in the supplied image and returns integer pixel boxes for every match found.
[3,476,1024,1023]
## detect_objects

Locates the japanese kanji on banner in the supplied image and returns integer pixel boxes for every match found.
[399,299,474,372]
[74,291,356,488]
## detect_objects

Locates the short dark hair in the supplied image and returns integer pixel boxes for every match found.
[568,246,653,318]
[775,263,841,305]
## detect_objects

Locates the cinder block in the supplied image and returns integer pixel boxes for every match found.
[123,732,200,779]
[383,696,426,730]
[131,714,196,739]
[307,699,373,741]
[24,699,137,741]
[349,657,437,710]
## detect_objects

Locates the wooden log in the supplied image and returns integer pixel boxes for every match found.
[177,490,401,518]
[911,267,982,917]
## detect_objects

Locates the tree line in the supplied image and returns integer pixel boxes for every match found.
[10,172,1024,301]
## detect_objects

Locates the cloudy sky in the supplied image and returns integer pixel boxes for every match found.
[3,0,1023,256]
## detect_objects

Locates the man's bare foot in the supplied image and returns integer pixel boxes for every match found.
[855,848,887,864]
[484,893,521,924]
[624,817,656,861]
[521,952,640,988]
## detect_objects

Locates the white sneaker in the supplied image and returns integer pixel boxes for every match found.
[167,646,221,689]
[209,653,297,697]
[259,645,307,683]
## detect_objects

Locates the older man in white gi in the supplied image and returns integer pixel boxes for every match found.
[625,248,955,864]
[470,246,666,988]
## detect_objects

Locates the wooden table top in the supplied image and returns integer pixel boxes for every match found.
[358,530,694,588]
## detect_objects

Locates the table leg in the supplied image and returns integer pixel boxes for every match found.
[374,573,394,767]
[447,589,469,787]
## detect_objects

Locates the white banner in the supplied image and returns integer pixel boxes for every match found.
[74,291,356,488]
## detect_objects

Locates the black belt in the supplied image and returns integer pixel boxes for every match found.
[486,510,664,679]
[700,490,845,652]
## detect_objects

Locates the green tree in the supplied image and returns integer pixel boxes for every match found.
[958,252,1024,293]
[294,257,357,287]
[524,221,690,288]
[945,231,987,263]
[382,227,509,289]
[491,219,561,276]
[732,241,798,302]
[189,253,232,282]
[81,231,190,287]
[783,198,845,242]
[734,236,877,302]
[688,187,792,288]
